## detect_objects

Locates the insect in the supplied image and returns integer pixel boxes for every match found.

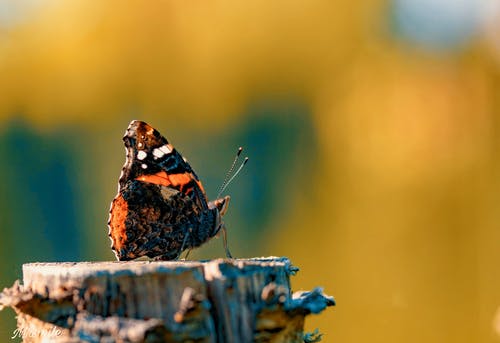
[108,120,247,261]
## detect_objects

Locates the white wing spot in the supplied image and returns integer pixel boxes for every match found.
[141,163,148,169]
[137,150,147,160]
[138,142,143,148]
[153,144,173,159]
[160,144,173,154]
[153,148,165,159]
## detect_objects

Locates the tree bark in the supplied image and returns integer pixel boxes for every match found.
[0,257,334,343]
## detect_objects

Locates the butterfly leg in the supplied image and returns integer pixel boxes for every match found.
[174,231,191,261]
[220,224,233,258]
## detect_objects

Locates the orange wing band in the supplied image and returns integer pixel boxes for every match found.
[136,171,194,188]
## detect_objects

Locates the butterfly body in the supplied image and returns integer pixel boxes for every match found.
[108,120,230,261]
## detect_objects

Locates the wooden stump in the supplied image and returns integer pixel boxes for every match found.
[0,257,334,343]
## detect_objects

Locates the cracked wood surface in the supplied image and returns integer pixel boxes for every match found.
[0,257,334,343]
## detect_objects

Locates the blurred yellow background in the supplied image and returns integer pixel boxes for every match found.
[1,1,500,342]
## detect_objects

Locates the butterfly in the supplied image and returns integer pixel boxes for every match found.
[108,120,246,261]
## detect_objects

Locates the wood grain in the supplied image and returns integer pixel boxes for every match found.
[0,257,334,343]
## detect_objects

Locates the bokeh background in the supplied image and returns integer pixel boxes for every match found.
[1,1,500,342]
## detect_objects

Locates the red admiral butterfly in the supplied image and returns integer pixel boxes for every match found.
[108,120,247,261]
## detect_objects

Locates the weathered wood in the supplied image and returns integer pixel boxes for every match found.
[0,257,334,343]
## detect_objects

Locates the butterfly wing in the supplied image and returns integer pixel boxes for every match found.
[108,120,220,261]
[109,180,218,260]
[120,120,209,210]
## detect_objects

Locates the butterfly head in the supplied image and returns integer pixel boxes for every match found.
[210,195,230,216]
[209,195,231,238]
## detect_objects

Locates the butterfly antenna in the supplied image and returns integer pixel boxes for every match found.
[216,147,248,198]
[217,156,249,198]
[216,147,242,197]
